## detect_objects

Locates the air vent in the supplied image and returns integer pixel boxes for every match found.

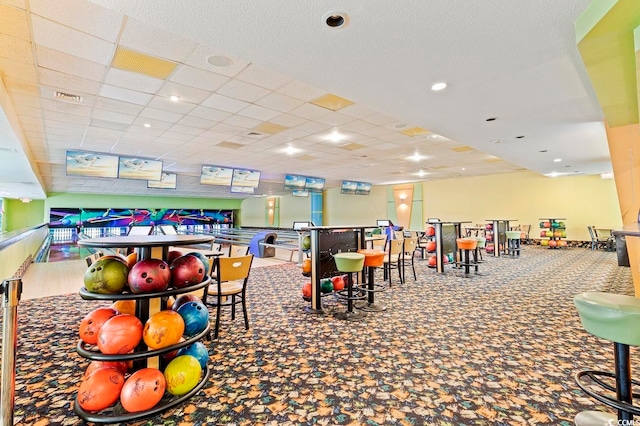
[54,91,83,103]
[245,131,265,138]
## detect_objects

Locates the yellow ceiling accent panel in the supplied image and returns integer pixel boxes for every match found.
[254,122,288,134]
[111,47,177,80]
[297,154,317,161]
[310,94,354,111]
[484,157,504,162]
[338,142,366,150]
[401,127,430,136]
[217,141,244,149]
[451,145,475,152]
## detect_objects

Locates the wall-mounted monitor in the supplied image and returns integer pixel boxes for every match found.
[118,156,163,181]
[231,168,261,188]
[284,174,307,190]
[230,186,255,194]
[340,180,358,195]
[292,190,309,197]
[147,172,177,189]
[66,150,119,178]
[200,165,233,186]
[355,182,372,195]
[304,176,325,192]
[127,225,154,235]
[376,219,393,227]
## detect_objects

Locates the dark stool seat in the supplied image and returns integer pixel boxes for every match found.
[356,249,387,312]
[333,252,367,321]
[456,238,478,277]
[573,292,640,424]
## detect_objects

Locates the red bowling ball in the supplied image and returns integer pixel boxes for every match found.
[170,255,205,288]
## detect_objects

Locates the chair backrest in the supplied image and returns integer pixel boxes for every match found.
[216,255,253,283]
[229,244,250,257]
[403,236,418,253]
[393,231,404,240]
[592,226,601,238]
[84,251,104,267]
[587,226,595,240]
[388,238,404,256]
[371,237,386,251]
[210,242,222,252]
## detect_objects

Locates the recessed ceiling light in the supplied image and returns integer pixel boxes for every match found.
[324,12,349,28]
[461,168,466,171]
[407,152,426,162]
[417,170,428,177]
[206,55,233,67]
[485,117,497,122]
[327,130,343,142]
[548,172,559,178]
[169,95,179,102]
[431,82,447,91]
[283,146,300,155]
[143,123,151,128]
[553,158,562,162]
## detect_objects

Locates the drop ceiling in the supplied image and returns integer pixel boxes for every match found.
[0,0,610,201]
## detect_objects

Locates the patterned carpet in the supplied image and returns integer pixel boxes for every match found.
[5,245,636,425]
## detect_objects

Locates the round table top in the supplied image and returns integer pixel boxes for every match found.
[77,234,214,248]
[612,224,640,237]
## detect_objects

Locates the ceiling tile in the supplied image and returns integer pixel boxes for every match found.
[91,109,136,125]
[110,46,177,80]
[278,80,327,102]
[255,92,304,113]
[41,98,92,117]
[4,77,39,96]
[311,94,354,111]
[316,112,354,126]
[1,0,25,9]
[147,96,196,115]
[159,131,194,142]
[157,81,212,105]
[31,15,115,65]
[0,58,37,82]
[254,122,288,135]
[38,67,102,95]
[170,65,229,92]
[30,0,123,42]
[166,124,204,137]
[104,67,165,94]
[223,114,262,129]
[0,34,33,63]
[43,110,90,125]
[401,127,430,136]
[202,93,249,113]
[93,97,144,116]
[99,84,153,105]
[139,107,183,123]
[176,115,217,130]
[35,46,106,82]
[217,79,271,103]
[210,123,246,135]
[182,44,250,76]
[119,17,198,63]
[189,106,232,122]
[0,4,29,40]
[365,113,398,126]
[289,103,331,120]
[237,104,281,121]
[236,64,292,91]
[269,113,307,128]
[338,104,379,119]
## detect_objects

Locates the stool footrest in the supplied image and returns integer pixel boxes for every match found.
[335,288,367,301]
[358,283,388,293]
[576,369,640,415]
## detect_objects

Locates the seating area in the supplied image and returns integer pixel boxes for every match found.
[587,226,615,251]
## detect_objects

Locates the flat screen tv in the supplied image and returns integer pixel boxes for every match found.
[284,174,306,190]
[230,186,255,194]
[292,190,309,197]
[355,182,372,195]
[200,165,233,186]
[231,168,260,188]
[340,180,358,195]
[304,176,325,192]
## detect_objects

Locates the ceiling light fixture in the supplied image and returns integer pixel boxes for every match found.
[431,82,447,91]
[553,158,562,162]
[407,152,426,162]
[20,198,32,203]
[206,55,233,67]
[417,170,428,177]
[327,130,343,143]
[324,12,349,28]
[169,95,179,102]
[143,123,151,128]
[283,145,300,155]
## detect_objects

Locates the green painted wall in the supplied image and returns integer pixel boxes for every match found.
[4,199,46,232]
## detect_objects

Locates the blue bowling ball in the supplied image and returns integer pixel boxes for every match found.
[176,301,209,336]
[177,341,209,369]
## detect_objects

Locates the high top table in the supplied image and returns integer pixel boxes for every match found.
[485,219,517,257]
[426,221,471,273]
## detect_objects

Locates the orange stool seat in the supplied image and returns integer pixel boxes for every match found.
[357,249,385,268]
[456,238,478,250]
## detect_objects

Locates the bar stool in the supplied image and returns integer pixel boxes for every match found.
[333,252,367,321]
[456,238,478,277]
[505,230,521,257]
[573,292,640,424]
[474,237,486,263]
[356,249,387,312]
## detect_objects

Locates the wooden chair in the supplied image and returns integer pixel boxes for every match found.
[204,254,254,339]
[401,236,418,282]
[588,226,612,251]
[518,224,531,244]
[229,244,250,257]
[383,239,404,286]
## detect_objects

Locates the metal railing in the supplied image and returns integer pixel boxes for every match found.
[0,278,22,425]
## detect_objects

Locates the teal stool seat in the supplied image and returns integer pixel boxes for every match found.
[475,237,486,248]
[505,231,521,240]
[573,292,640,423]
[574,292,640,346]
[505,231,521,258]
[334,252,365,273]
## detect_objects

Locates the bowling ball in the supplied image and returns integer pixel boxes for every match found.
[485,224,493,230]
[172,294,202,311]
[539,222,545,228]
[185,252,210,276]
[486,235,493,242]
[560,230,566,238]
[162,336,186,365]
[125,252,137,269]
[177,341,209,369]
[77,366,125,412]
[84,257,129,295]
[540,231,546,237]
[301,259,311,274]
[320,278,334,294]
[301,282,312,299]
[447,253,454,263]
[176,301,209,336]
[167,250,182,265]
[120,368,166,413]
[128,258,171,294]
[143,310,185,350]
[548,240,557,247]
[100,254,128,266]
[79,307,119,345]
[425,226,435,237]
[551,221,559,228]
[170,255,205,288]
[111,300,136,316]
[546,231,554,238]
[558,222,566,229]
[331,276,345,291]
[553,231,562,238]
[427,255,437,267]
[84,360,128,379]
[426,241,436,252]
[302,236,311,250]
[540,239,549,246]
[543,221,551,228]
[97,314,143,355]
[442,255,449,264]
[164,355,202,396]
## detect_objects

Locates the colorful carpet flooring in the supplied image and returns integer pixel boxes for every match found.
[5,246,636,425]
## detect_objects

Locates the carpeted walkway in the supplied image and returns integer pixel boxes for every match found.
[6,246,636,425]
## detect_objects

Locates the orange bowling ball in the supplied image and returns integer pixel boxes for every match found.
[79,307,119,345]
[97,314,143,355]
[143,310,185,350]
[77,366,125,412]
[120,368,166,413]
[111,300,136,316]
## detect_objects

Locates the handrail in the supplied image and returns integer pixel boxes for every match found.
[0,278,22,425]
[0,223,48,253]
